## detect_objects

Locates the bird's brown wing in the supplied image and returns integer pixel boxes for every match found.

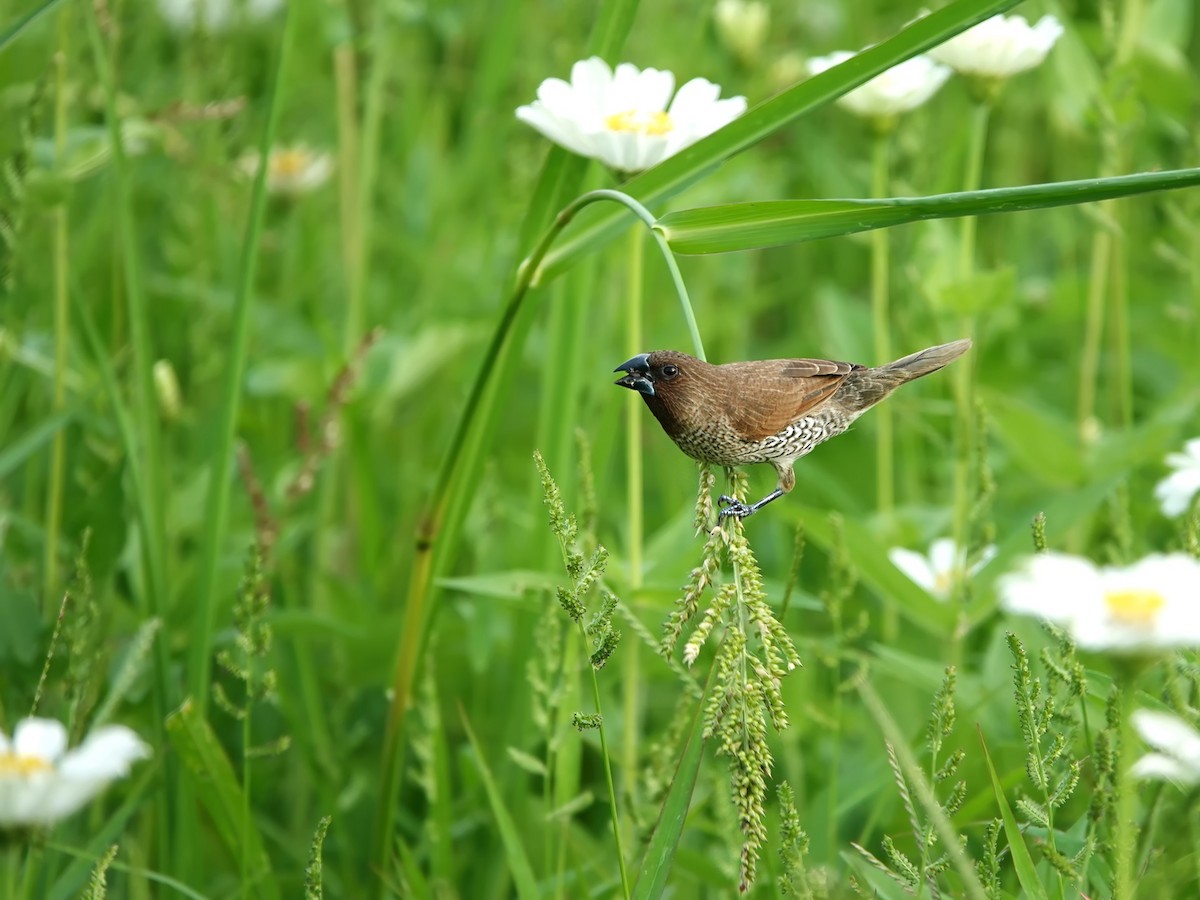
[723,358,860,441]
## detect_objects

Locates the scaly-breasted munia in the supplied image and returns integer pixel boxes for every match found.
[614,339,971,519]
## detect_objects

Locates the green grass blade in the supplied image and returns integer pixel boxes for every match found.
[534,0,1024,282]
[459,707,540,900]
[978,724,1051,900]
[656,168,1200,253]
[632,668,712,900]
[0,0,67,52]
[165,699,279,900]
[0,412,71,479]
[188,4,296,707]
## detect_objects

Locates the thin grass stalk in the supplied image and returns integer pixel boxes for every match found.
[1077,231,1110,435]
[870,133,893,520]
[581,618,632,899]
[84,3,175,863]
[188,6,296,705]
[950,101,990,663]
[43,7,70,610]
[622,225,644,814]
[1113,681,1135,900]
[374,190,704,887]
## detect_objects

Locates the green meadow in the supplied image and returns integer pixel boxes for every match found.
[3,0,1200,896]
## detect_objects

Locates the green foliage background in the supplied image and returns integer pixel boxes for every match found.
[2,0,1199,896]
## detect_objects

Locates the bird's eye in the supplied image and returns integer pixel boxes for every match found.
[661,364,679,379]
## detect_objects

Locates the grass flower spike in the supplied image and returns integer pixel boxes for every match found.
[1155,437,1200,517]
[1131,710,1200,786]
[0,718,150,828]
[888,538,996,600]
[238,146,334,197]
[999,553,1200,653]
[516,57,747,174]
[806,52,950,121]
[928,14,1064,79]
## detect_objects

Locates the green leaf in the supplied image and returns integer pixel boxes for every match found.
[459,707,540,900]
[165,700,279,900]
[632,666,712,899]
[534,0,1025,281]
[656,168,1200,254]
[791,507,956,638]
[978,724,1052,900]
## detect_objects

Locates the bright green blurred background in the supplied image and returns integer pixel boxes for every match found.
[2,0,1199,896]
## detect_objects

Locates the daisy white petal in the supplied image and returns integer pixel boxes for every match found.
[889,538,995,600]
[1000,552,1200,653]
[1131,710,1200,785]
[0,718,150,828]
[808,51,950,120]
[516,58,745,174]
[888,547,937,593]
[1155,436,1200,517]
[929,14,1064,79]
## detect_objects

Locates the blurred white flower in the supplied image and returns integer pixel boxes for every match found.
[999,553,1200,653]
[238,145,334,197]
[516,57,747,174]
[929,14,1064,79]
[806,51,950,120]
[1131,710,1200,786]
[0,718,150,828]
[1155,438,1200,517]
[157,0,283,32]
[714,0,770,64]
[888,538,997,600]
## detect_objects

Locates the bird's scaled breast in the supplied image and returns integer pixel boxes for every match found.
[670,413,848,466]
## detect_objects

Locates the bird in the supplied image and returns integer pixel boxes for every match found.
[614,339,971,520]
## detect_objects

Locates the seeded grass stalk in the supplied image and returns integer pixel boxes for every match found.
[377,187,704,880]
[858,676,989,900]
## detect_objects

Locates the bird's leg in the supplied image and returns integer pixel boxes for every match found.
[717,464,795,521]
[717,488,784,520]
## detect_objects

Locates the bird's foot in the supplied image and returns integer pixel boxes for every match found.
[717,495,753,521]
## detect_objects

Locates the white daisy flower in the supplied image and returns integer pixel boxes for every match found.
[999,553,1200,653]
[713,0,770,65]
[0,718,150,828]
[806,51,950,120]
[1155,438,1200,518]
[928,14,1064,79]
[1131,710,1200,786]
[515,57,747,175]
[888,538,997,600]
[238,145,334,197]
[156,0,283,32]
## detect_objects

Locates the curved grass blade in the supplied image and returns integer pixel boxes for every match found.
[657,168,1200,253]
[459,706,540,900]
[978,724,1051,900]
[534,0,1024,282]
[632,664,714,899]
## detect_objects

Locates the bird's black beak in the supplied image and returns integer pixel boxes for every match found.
[614,354,655,397]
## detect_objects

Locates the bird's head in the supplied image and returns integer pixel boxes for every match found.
[613,350,699,399]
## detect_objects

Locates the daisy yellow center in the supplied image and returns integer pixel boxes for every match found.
[1104,589,1165,626]
[0,751,53,777]
[271,150,310,177]
[605,109,675,136]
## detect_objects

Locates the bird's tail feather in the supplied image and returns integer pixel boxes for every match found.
[839,339,972,413]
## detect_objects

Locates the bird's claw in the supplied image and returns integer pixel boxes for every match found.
[717,495,753,521]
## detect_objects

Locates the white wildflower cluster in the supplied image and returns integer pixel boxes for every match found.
[513,13,1064,174]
